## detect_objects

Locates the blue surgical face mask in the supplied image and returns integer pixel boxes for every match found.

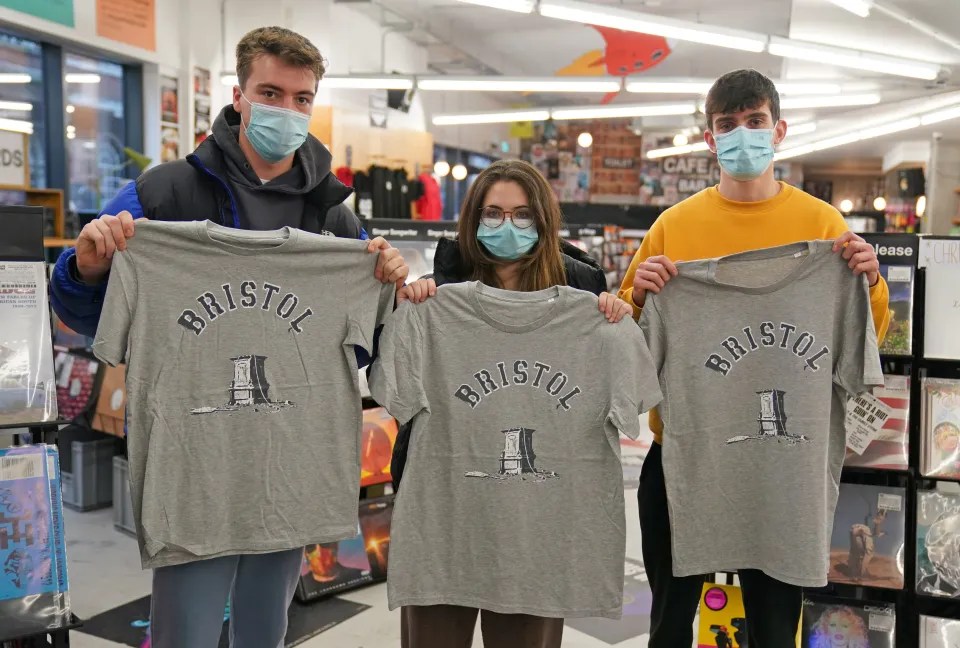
[713,126,775,181]
[239,91,311,163]
[477,221,539,260]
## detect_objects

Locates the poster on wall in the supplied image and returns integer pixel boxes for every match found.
[193,67,212,147]
[96,0,156,51]
[0,0,74,27]
[160,126,179,163]
[160,75,179,125]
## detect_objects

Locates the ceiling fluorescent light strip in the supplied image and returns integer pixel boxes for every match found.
[0,73,32,84]
[788,122,817,136]
[321,76,414,90]
[64,73,101,84]
[827,0,872,18]
[538,0,767,52]
[432,110,551,126]
[625,80,844,96]
[456,0,535,13]
[417,77,621,92]
[551,103,696,120]
[0,117,34,134]
[768,37,942,80]
[0,101,33,112]
[646,142,710,159]
[779,93,881,110]
[775,103,960,160]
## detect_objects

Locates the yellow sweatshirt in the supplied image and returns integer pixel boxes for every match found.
[617,182,891,445]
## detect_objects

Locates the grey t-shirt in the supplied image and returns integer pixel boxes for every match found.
[370,282,662,618]
[93,220,394,568]
[640,240,883,587]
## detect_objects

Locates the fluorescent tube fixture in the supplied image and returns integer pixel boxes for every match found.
[625,79,843,96]
[775,102,960,160]
[0,74,31,84]
[538,0,767,52]
[456,0,535,13]
[417,77,621,93]
[768,37,942,80]
[827,0,873,17]
[320,76,414,90]
[0,117,33,134]
[779,93,880,110]
[0,101,32,112]
[65,73,101,84]
[432,110,550,126]
[646,142,710,159]
[921,105,960,125]
[551,102,696,120]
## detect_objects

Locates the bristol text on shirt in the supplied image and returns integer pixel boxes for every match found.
[704,320,831,376]
[177,281,315,336]
[454,360,583,411]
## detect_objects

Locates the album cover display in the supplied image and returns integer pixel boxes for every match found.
[359,494,394,580]
[828,483,905,589]
[0,261,57,425]
[923,255,960,361]
[844,375,910,470]
[921,378,960,479]
[0,445,71,632]
[921,615,960,647]
[54,351,100,422]
[697,583,747,648]
[359,407,398,488]
[917,490,960,598]
[91,364,126,438]
[295,528,373,602]
[801,596,895,648]
[877,262,914,356]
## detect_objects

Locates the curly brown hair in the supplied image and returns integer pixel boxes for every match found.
[235,26,326,90]
[456,159,567,292]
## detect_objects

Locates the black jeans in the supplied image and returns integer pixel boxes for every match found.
[638,443,803,648]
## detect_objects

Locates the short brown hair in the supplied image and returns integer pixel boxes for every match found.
[235,27,326,89]
[705,69,780,131]
[457,159,567,292]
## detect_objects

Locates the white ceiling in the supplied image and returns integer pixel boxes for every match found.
[346,0,960,162]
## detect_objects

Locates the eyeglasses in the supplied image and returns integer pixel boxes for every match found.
[480,206,536,230]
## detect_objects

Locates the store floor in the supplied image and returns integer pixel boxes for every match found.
[66,427,655,648]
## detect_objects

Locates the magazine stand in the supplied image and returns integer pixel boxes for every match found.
[0,205,82,644]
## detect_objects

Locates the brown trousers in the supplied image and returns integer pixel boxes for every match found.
[401,605,564,648]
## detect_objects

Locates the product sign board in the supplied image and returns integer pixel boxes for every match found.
[0,0,74,27]
[602,156,635,169]
[96,0,156,51]
[862,233,918,357]
[0,129,28,189]
[919,237,960,360]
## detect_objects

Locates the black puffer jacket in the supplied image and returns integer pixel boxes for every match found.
[389,236,608,490]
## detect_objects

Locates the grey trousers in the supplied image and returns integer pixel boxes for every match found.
[150,548,303,648]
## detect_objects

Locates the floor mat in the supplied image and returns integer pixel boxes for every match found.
[77,595,370,647]
[565,557,651,645]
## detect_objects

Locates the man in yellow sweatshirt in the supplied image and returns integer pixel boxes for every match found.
[618,69,890,648]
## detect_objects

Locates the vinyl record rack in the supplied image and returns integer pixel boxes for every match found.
[0,205,83,646]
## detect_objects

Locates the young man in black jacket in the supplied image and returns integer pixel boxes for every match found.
[49,26,408,648]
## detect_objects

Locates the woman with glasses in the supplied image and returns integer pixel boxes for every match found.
[389,158,633,648]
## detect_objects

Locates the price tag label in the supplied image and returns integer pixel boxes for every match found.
[883,375,909,392]
[846,392,895,455]
[887,266,912,282]
[868,610,895,632]
[878,493,903,512]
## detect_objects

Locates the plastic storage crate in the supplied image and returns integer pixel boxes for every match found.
[112,456,136,536]
[61,438,114,511]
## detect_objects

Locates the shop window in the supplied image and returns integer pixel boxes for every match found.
[0,32,45,188]
[64,52,125,212]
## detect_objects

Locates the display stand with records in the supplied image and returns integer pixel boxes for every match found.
[0,206,82,645]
